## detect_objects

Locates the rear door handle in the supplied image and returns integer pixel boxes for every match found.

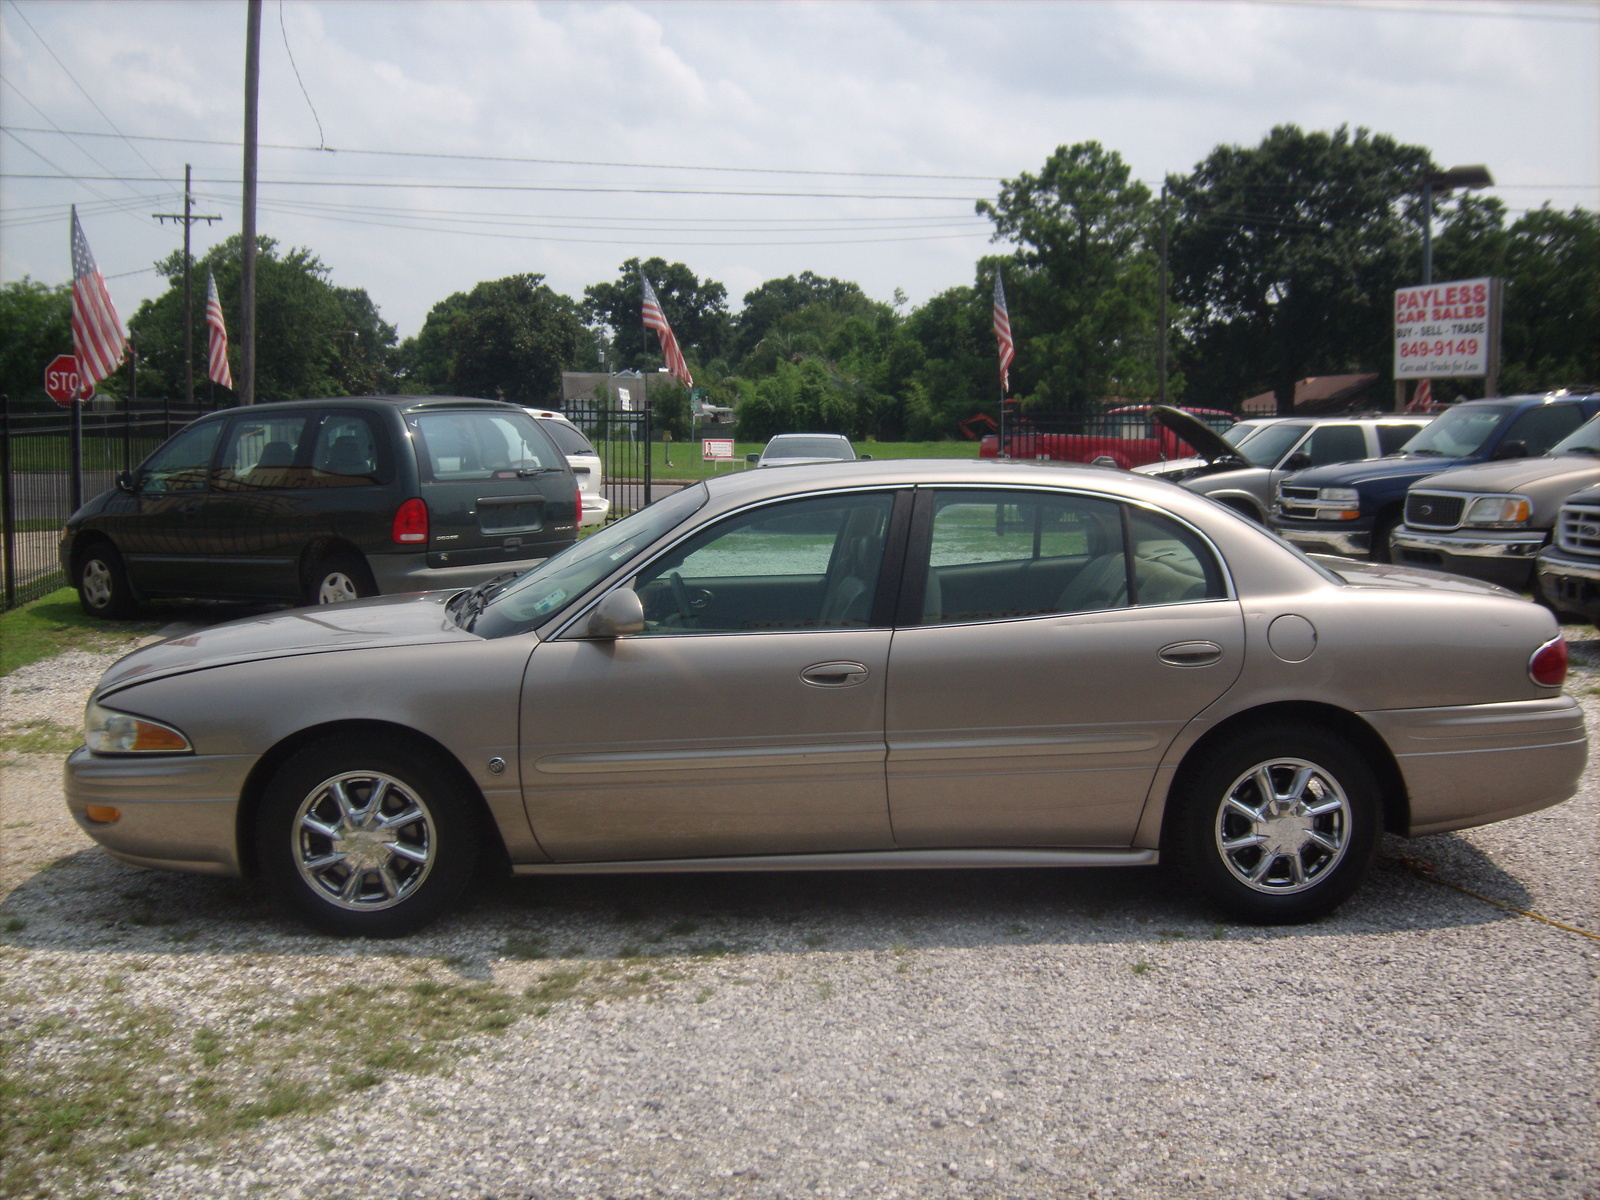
[801,661,870,688]
[1158,640,1223,667]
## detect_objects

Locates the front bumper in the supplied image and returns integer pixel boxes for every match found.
[1535,547,1600,623]
[64,746,256,876]
[1389,529,1543,590]
[1272,522,1372,558]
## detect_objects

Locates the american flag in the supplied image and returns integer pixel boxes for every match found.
[205,271,234,389]
[993,271,1014,394]
[642,277,693,387]
[1406,378,1432,413]
[70,206,126,391]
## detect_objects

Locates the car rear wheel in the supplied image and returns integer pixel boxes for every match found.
[256,736,482,937]
[1164,722,1380,924]
[306,552,377,606]
[75,542,136,618]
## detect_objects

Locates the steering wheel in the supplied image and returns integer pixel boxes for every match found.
[668,571,695,623]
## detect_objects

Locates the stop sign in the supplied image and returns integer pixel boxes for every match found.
[44,354,82,407]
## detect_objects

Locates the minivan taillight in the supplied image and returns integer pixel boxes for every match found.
[1529,636,1568,687]
[392,497,429,544]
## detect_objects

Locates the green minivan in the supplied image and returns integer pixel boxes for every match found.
[60,396,581,616]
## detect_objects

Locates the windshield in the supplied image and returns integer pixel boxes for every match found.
[765,436,854,460]
[1399,404,1510,458]
[470,483,708,638]
[1233,423,1311,467]
[1550,414,1600,456]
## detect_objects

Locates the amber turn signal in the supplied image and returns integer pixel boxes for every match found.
[84,805,121,824]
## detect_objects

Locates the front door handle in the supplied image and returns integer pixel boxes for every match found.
[1158,640,1223,667]
[801,660,870,688]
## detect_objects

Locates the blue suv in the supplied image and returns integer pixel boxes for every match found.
[1270,391,1600,562]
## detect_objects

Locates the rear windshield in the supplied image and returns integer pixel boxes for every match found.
[410,410,561,481]
[538,418,596,458]
[766,437,854,460]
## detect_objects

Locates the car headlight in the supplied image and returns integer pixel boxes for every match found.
[1462,495,1532,528]
[84,700,192,754]
[1317,487,1361,505]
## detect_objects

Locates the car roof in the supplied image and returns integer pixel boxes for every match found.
[202,395,528,417]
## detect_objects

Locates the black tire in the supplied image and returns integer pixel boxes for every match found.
[255,735,483,937]
[1162,721,1381,924]
[1370,512,1400,564]
[305,551,377,606]
[74,541,137,618]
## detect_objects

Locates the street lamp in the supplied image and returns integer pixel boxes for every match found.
[1419,165,1494,285]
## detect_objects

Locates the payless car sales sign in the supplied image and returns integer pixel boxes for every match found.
[1394,277,1493,378]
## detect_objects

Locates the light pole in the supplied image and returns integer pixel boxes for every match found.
[1420,165,1493,285]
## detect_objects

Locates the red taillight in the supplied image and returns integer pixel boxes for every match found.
[1529,636,1568,687]
[575,486,582,526]
[392,497,428,544]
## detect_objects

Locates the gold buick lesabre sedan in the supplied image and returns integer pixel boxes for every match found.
[65,459,1585,936]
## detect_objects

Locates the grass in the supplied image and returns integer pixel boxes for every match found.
[0,588,158,678]
[0,955,674,1198]
[0,719,83,764]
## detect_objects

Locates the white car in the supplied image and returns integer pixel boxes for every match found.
[527,408,609,527]
[754,433,862,467]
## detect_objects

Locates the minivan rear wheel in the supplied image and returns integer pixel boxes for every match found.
[306,552,377,606]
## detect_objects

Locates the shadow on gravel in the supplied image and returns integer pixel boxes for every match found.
[0,828,1532,969]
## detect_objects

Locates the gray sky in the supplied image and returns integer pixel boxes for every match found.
[2,0,1596,343]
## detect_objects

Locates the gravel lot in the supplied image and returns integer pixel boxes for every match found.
[2,635,1596,1200]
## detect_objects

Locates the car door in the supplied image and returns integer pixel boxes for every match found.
[517,489,904,862]
[114,419,225,596]
[885,487,1246,848]
[198,410,317,598]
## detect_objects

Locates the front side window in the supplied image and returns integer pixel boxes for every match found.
[1503,405,1584,456]
[635,492,893,633]
[1304,424,1367,468]
[139,422,222,494]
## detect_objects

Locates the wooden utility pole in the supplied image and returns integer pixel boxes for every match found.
[1158,183,1169,408]
[153,164,220,410]
[241,0,261,404]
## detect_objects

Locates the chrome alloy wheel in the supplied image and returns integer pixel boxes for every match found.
[81,559,114,608]
[292,771,435,910]
[1214,757,1351,894]
[317,572,361,604]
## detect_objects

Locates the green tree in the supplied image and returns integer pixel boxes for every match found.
[397,274,585,407]
[583,258,730,369]
[898,284,994,439]
[977,142,1161,410]
[0,278,72,407]
[1168,125,1433,413]
[129,235,397,405]
[732,273,872,364]
[1495,206,1599,394]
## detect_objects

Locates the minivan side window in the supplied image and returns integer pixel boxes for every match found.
[140,422,223,494]
[311,412,389,486]
[218,415,311,489]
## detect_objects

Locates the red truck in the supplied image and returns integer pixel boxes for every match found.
[978,405,1236,469]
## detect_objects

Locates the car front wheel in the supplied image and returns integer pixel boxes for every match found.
[256,736,482,936]
[1164,722,1380,924]
[75,543,136,618]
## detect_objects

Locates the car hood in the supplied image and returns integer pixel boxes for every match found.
[1286,454,1471,488]
[1407,454,1600,494]
[95,592,478,695]
[1312,556,1520,598]
[1151,406,1244,467]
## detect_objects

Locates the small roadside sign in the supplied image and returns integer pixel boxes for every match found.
[44,354,82,406]
[702,438,734,461]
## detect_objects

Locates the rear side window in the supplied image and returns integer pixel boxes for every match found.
[311,412,390,487]
[411,411,561,482]
[218,415,311,489]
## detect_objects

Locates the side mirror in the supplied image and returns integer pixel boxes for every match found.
[859,454,873,461]
[1493,440,1528,461]
[1283,451,1311,471]
[746,453,760,464]
[115,471,136,493]
[586,588,645,638]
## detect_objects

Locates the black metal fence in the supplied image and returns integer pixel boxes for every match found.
[562,397,654,522]
[1,395,208,610]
